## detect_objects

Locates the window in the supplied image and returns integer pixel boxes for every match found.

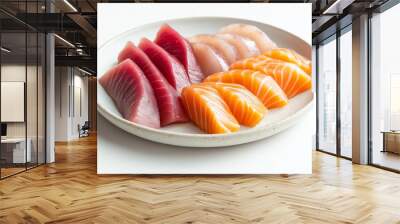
[390,74,400,130]
[317,37,337,154]
[0,1,47,179]
[370,2,400,171]
[339,28,352,158]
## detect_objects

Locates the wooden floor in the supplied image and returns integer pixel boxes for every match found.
[373,150,400,171]
[1,167,26,178]
[1,134,400,224]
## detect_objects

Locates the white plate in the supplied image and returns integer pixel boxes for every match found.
[97,17,313,147]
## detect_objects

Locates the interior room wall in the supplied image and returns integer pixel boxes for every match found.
[1,63,45,164]
[71,73,89,138]
[1,64,39,139]
[55,66,70,141]
[54,67,89,141]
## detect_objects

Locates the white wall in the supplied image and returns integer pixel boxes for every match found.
[54,67,89,141]
[55,66,70,141]
[1,65,26,139]
[1,65,41,137]
[71,73,89,139]
[1,63,46,163]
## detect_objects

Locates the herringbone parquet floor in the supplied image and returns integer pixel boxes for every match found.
[1,134,400,224]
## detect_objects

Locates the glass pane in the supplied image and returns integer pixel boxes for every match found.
[1,31,27,177]
[312,46,317,150]
[340,29,352,158]
[371,3,400,171]
[318,38,337,154]
[38,33,45,165]
[27,31,38,169]
[26,0,39,170]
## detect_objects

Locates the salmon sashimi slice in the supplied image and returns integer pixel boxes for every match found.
[204,69,288,109]
[202,82,267,127]
[99,59,160,128]
[118,42,188,126]
[181,85,240,134]
[189,35,238,64]
[139,38,191,93]
[219,24,277,53]
[264,48,312,75]
[216,33,260,60]
[190,42,229,77]
[230,56,312,98]
[154,24,205,83]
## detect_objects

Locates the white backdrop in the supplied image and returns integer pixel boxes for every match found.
[97,3,313,174]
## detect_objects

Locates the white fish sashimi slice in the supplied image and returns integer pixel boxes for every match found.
[188,34,238,64]
[219,23,277,53]
[190,42,229,77]
[216,33,260,60]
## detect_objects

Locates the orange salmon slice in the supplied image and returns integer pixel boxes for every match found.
[230,55,312,98]
[181,85,240,134]
[201,82,267,127]
[264,48,311,75]
[204,69,288,109]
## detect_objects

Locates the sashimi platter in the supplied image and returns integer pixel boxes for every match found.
[98,17,314,147]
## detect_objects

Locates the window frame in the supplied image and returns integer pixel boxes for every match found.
[315,24,352,160]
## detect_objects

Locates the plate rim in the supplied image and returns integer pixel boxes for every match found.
[98,16,310,52]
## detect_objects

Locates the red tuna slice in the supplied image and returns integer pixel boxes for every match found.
[154,24,205,83]
[99,59,160,128]
[118,42,188,126]
[139,38,191,93]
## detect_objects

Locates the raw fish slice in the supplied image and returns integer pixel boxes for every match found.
[216,34,260,59]
[202,82,267,127]
[154,24,205,83]
[139,38,190,93]
[264,48,311,75]
[118,42,188,126]
[181,85,240,134]
[99,59,160,128]
[190,42,229,77]
[231,56,311,98]
[219,23,277,53]
[189,35,238,64]
[204,69,288,109]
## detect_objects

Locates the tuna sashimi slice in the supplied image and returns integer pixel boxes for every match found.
[99,59,160,128]
[181,84,240,134]
[139,38,191,93]
[118,42,188,126]
[154,24,205,83]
